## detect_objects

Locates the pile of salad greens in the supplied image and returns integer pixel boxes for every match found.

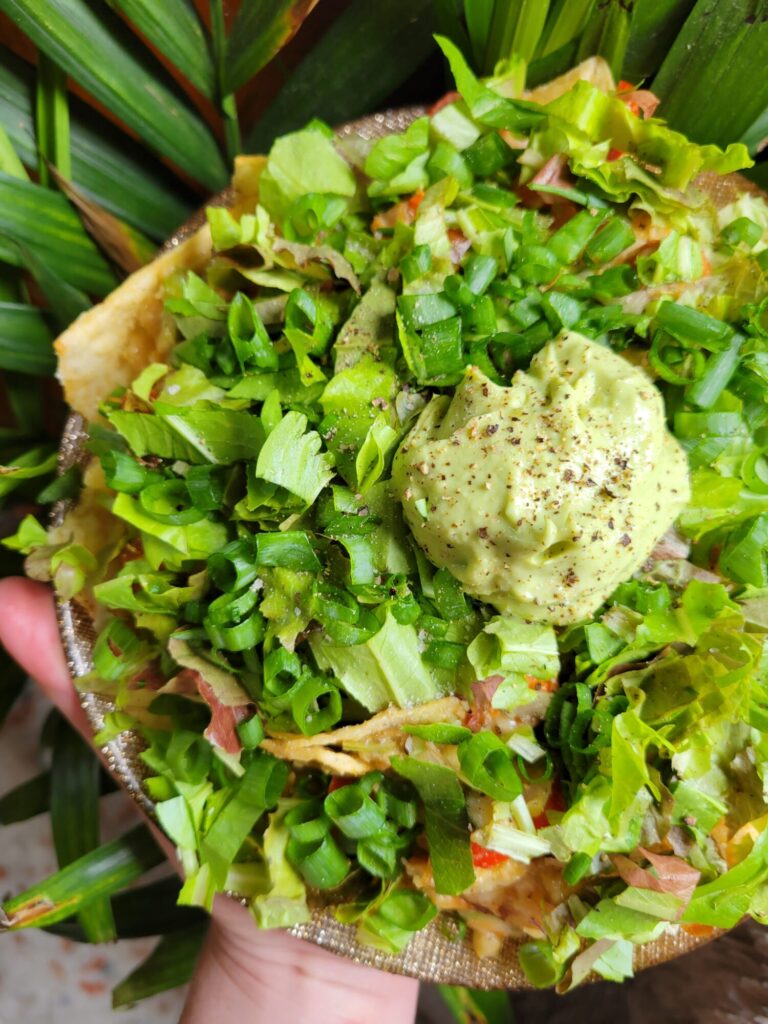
[11,36,768,989]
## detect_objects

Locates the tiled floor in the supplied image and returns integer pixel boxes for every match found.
[0,684,186,1024]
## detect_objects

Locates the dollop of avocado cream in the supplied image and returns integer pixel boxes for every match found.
[392,332,690,625]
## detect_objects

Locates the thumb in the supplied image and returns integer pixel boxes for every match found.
[0,577,92,741]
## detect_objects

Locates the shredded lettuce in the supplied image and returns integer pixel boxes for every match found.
[259,125,357,225]
[467,616,559,711]
[311,610,443,711]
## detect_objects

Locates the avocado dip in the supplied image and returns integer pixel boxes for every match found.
[392,332,690,624]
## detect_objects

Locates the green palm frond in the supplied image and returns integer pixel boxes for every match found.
[0,0,228,189]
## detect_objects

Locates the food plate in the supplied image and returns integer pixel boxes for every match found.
[53,105,756,989]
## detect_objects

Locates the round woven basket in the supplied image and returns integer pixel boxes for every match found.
[54,106,751,989]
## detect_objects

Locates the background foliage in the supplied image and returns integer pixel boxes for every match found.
[0,0,766,1015]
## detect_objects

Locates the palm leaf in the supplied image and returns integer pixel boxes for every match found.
[0,46,194,240]
[0,171,116,295]
[465,0,496,69]
[576,0,634,79]
[10,239,91,329]
[223,0,320,96]
[0,824,164,930]
[0,303,54,375]
[51,170,154,273]
[0,122,28,181]
[0,0,228,190]
[652,0,768,145]
[0,446,58,502]
[0,771,49,825]
[622,0,696,81]
[35,53,70,188]
[247,0,437,151]
[0,654,26,728]
[112,923,208,1008]
[105,0,215,99]
[438,985,512,1023]
[4,373,44,437]
[45,877,205,942]
[50,717,116,943]
[210,0,241,162]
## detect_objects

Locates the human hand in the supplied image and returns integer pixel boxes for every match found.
[0,578,420,1024]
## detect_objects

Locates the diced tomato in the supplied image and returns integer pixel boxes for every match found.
[533,778,567,829]
[681,923,715,938]
[607,148,625,162]
[428,90,461,116]
[471,842,509,868]
[408,189,425,213]
[328,776,353,793]
[525,675,558,693]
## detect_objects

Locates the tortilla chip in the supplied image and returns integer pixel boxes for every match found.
[524,57,615,105]
[55,225,213,422]
[261,739,368,777]
[231,155,267,217]
[266,696,468,750]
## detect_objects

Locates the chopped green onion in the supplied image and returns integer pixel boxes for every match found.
[427,141,473,189]
[101,450,152,494]
[204,607,265,652]
[356,825,405,879]
[291,676,343,736]
[236,715,264,750]
[433,567,469,620]
[140,480,205,525]
[185,465,226,512]
[208,539,258,592]
[742,451,768,495]
[285,193,348,242]
[324,783,387,839]
[470,184,518,209]
[355,887,437,953]
[541,291,582,330]
[228,292,279,370]
[721,217,762,248]
[649,331,707,385]
[588,265,637,299]
[462,295,497,338]
[514,245,561,285]
[584,217,635,264]
[464,254,498,295]
[400,244,432,284]
[375,779,418,829]
[719,514,768,586]
[457,732,522,801]
[417,316,465,383]
[397,292,457,331]
[205,587,258,627]
[563,851,593,885]
[422,640,466,669]
[263,648,303,704]
[655,301,734,350]
[255,531,321,571]
[463,131,514,175]
[92,619,153,683]
[549,209,606,264]
[286,832,349,889]
[686,334,743,408]
[284,800,331,843]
